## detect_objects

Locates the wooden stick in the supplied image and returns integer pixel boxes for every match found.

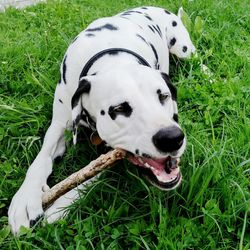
[42,149,126,209]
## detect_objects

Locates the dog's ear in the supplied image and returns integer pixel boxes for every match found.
[177,7,184,19]
[71,77,91,144]
[160,72,177,101]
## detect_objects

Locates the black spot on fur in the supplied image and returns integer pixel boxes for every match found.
[71,79,91,109]
[59,99,63,104]
[121,10,143,16]
[72,36,79,43]
[62,55,67,84]
[72,121,77,135]
[182,46,187,52]
[152,24,162,38]
[149,43,158,62]
[73,111,89,136]
[148,25,155,33]
[161,73,177,101]
[82,108,96,129]
[141,7,148,10]
[86,23,118,32]
[164,9,171,14]
[72,106,96,132]
[121,12,131,16]
[135,149,139,155]
[136,34,148,44]
[74,114,82,126]
[108,102,132,120]
[154,61,158,69]
[58,76,61,84]
[142,153,151,158]
[80,113,87,123]
[173,113,179,123]
[170,37,176,47]
[120,16,130,20]
[86,33,95,37]
[132,10,143,14]
[101,110,105,115]
[172,21,177,27]
[144,14,153,21]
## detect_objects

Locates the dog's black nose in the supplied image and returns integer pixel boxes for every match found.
[152,126,184,153]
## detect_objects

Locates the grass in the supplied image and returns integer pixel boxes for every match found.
[0,0,249,249]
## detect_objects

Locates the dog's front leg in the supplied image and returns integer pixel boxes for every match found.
[8,120,66,235]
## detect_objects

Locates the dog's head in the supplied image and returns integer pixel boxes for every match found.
[166,8,196,58]
[71,65,186,190]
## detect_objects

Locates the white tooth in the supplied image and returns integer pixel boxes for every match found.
[145,163,153,170]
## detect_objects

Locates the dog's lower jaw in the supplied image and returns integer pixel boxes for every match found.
[128,155,182,190]
[143,169,182,190]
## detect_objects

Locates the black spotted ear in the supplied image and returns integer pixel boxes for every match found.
[161,72,178,115]
[160,72,177,101]
[177,7,184,19]
[71,77,91,144]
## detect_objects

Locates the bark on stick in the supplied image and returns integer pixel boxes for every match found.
[42,149,126,209]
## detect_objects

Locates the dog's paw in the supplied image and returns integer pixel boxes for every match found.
[8,184,44,235]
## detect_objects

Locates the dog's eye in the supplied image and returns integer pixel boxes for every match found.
[156,89,170,105]
[113,105,125,113]
[108,102,133,120]
[159,93,169,101]
[157,90,170,104]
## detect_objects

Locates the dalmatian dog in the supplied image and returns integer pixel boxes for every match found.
[8,6,195,234]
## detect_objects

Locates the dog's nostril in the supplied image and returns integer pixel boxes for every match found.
[152,126,184,153]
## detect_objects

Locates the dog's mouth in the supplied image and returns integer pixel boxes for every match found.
[128,155,182,190]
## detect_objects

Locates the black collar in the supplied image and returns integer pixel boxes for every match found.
[79,48,151,78]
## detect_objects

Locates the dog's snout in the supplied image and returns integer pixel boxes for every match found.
[152,126,184,153]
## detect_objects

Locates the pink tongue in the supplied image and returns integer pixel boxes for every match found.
[142,158,179,183]
[143,158,166,169]
[127,156,180,183]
